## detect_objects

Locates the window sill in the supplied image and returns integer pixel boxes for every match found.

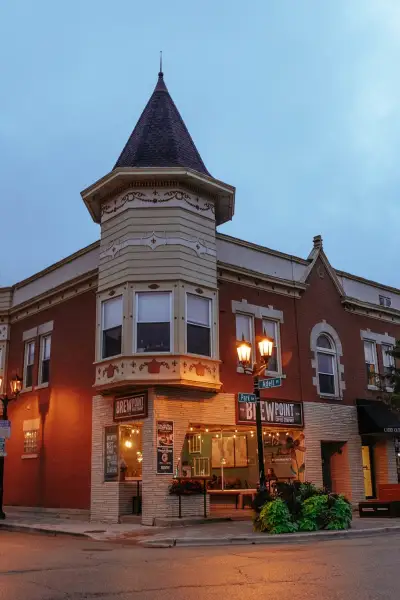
[367,385,379,391]
[21,453,39,460]
[386,387,394,393]
[319,394,342,400]
[19,386,33,395]
[35,382,49,390]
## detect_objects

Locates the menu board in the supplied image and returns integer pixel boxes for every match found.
[156,420,174,475]
[104,425,119,481]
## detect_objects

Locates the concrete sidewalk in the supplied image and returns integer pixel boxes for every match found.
[1,509,400,547]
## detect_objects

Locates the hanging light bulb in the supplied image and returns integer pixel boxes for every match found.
[124,440,133,449]
[205,428,209,433]
[190,427,193,431]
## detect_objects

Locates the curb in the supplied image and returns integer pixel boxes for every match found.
[138,525,400,548]
[0,523,91,538]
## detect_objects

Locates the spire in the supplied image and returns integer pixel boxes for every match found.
[114,68,210,175]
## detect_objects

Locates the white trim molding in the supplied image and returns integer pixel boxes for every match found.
[100,232,216,260]
[0,324,9,341]
[360,329,395,346]
[22,327,37,342]
[231,299,284,322]
[310,321,345,398]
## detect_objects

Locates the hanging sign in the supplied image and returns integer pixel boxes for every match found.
[156,420,174,475]
[114,392,148,421]
[0,420,11,439]
[104,425,119,481]
[237,398,303,427]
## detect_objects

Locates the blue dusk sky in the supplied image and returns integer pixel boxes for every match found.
[1,1,400,287]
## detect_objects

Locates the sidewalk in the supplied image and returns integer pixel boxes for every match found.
[1,509,400,547]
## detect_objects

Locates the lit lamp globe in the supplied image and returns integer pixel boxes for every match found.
[10,375,22,396]
[236,337,252,368]
[258,335,274,363]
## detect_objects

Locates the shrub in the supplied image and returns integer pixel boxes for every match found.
[169,479,203,495]
[254,499,298,534]
[325,495,352,530]
[252,489,273,514]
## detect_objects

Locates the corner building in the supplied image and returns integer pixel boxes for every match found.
[2,71,399,524]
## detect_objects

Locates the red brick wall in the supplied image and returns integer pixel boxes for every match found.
[219,258,400,405]
[4,290,96,510]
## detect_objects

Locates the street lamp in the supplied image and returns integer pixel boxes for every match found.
[0,374,22,520]
[236,333,274,491]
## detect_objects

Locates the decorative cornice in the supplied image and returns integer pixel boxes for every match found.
[217,261,305,298]
[343,297,400,324]
[100,231,216,260]
[9,270,98,323]
[101,187,215,222]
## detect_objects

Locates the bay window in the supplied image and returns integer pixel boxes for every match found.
[102,296,123,359]
[186,294,211,356]
[136,292,171,353]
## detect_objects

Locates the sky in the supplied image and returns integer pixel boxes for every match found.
[1,0,400,287]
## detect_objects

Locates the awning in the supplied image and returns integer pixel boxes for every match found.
[357,399,400,436]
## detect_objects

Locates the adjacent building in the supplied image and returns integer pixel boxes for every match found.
[1,70,399,524]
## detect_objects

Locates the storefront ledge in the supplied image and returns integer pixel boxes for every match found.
[139,526,400,548]
[154,516,231,527]
[93,355,221,393]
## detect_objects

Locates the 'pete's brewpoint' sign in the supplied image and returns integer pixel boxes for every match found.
[238,398,303,427]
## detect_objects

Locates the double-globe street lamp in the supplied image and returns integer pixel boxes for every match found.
[0,374,22,519]
[237,334,274,492]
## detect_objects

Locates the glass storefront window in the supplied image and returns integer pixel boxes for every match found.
[119,424,143,480]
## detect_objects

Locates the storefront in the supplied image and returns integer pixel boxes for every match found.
[177,398,305,511]
[357,399,400,498]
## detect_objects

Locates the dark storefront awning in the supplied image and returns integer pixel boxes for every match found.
[357,399,400,436]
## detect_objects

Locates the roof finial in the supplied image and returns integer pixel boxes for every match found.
[159,50,163,77]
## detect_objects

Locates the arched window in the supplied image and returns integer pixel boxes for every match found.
[316,334,338,396]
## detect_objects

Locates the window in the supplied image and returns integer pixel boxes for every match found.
[186,294,211,356]
[119,425,143,480]
[382,344,394,377]
[379,295,392,308]
[316,334,337,395]
[188,434,202,454]
[262,319,280,373]
[24,429,39,454]
[102,296,123,358]
[236,313,253,362]
[39,335,51,384]
[23,340,35,388]
[136,292,171,353]
[193,457,210,477]
[364,340,378,386]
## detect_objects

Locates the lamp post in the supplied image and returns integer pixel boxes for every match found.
[237,334,274,492]
[0,374,22,520]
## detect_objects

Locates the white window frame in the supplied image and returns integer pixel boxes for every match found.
[38,334,51,387]
[193,456,210,477]
[262,318,282,376]
[364,340,379,389]
[316,334,339,398]
[23,340,35,390]
[135,291,173,354]
[188,434,202,454]
[0,343,4,393]
[382,344,394,373]
[185,293,212,358]
[236,313,254,371]
[101,296,123,359]
[310,322,344,399]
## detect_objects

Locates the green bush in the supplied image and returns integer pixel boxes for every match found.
[325,495,352,530]
[299,495,329,530]
[254,499,298,534]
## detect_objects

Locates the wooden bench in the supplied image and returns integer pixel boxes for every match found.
[359,484,400,518]
[208,489,241,509]
[238,489,257,509]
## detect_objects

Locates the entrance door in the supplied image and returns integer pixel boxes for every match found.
[321,443,332,491]
[362,445,374,498]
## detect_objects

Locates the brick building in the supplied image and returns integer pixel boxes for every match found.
[1,70,399,524]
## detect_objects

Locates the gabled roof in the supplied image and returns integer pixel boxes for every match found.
[114,71,210,175]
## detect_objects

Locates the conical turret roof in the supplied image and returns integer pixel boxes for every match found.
[114,71,210,175]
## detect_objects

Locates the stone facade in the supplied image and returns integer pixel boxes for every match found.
[303,403,365,502]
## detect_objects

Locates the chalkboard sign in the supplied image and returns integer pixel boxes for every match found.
[104,425,119,481]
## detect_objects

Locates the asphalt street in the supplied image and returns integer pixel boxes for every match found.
[0,530,399,599]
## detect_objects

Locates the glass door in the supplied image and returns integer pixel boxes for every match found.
[362,445,374,498]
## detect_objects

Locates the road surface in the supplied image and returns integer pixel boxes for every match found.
[0,530,399,599]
